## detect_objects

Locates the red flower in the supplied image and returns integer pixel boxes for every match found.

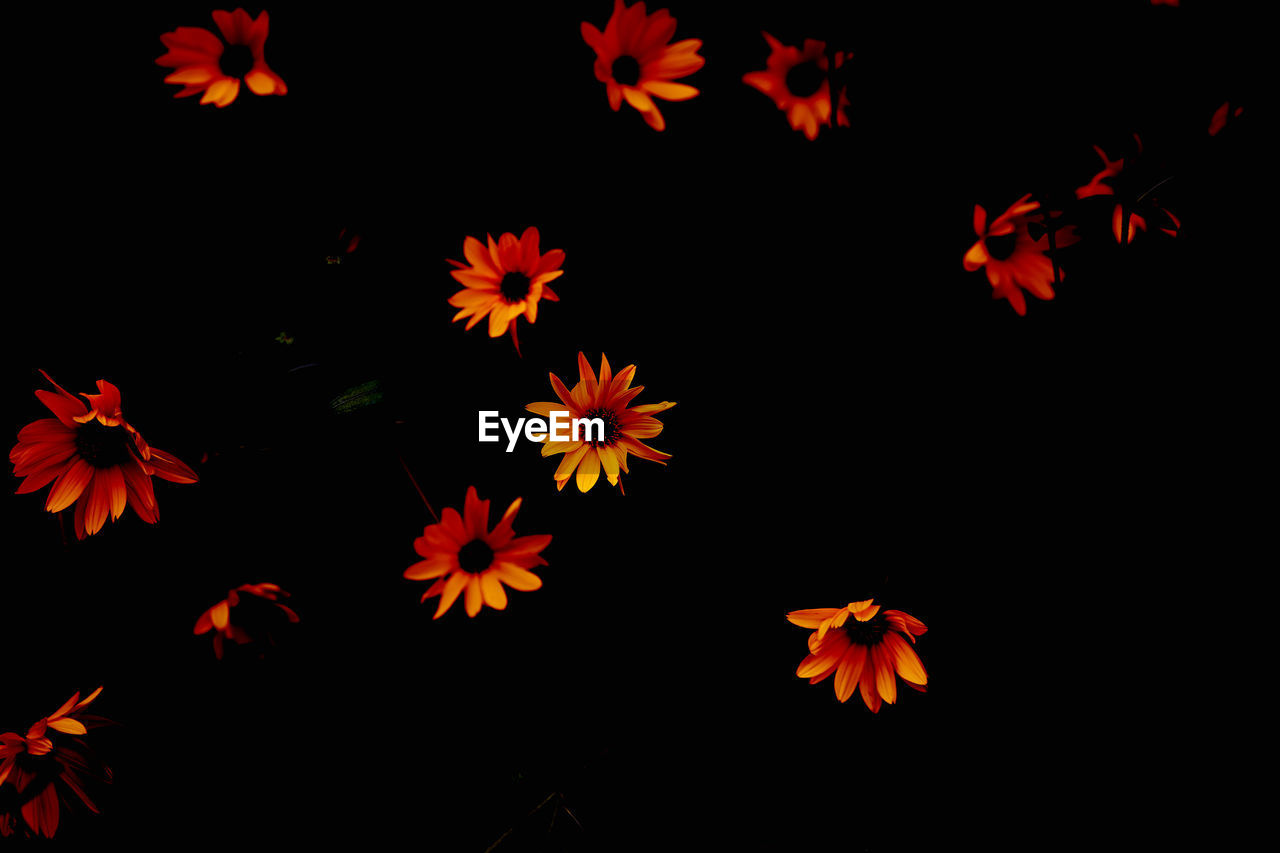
[194,583,300,659]
[742,32,852,140]
[1075,135,1180,244]
[156,8,287,108]
[963,195,1077,316]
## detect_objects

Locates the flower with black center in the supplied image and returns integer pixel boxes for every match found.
[156,7,287,108]
[446,228,564,355]
[10,371,198,539]
[742,32,852,140]
[404,486,551,619]
[1075,135,1180,244]
[194,582,301,659]
[581,0,705,131]
[787,601,927,711]
[525,352,674,493]
[963,194,1079,316]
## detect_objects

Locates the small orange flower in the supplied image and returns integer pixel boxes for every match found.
[404,486,551,619]
[742,32,852,140]
[787,601,927,711]
[10,371,198,539]
[156,8,287,108]
[963,195,1078,316]
[194,583,300,659]
[581,0,705,131]
[526,352,674,493]
[446,228,564,355]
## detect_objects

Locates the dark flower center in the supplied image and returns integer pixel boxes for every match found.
[582,406,622,447]
[74,420,135,469]
[500,272,532,303]
[611,55,641,87]
[220,44,255,79]
[457,539,495,573]
[985,232,1019,261]
[843,613,888,646]
[785,61,826,98]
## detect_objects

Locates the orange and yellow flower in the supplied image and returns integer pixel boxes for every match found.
[447,228,564,355]
[404,486,551,619]
[156,7,287,108]
[10,371,198,539]
[787,601,927,711]
[581,0,705,131]
[194,582,300,659]
[742,32,852,140]
[963,195,1078,316]
[526,352,674,493]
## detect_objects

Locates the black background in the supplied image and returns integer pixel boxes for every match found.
[4,1,1267,849]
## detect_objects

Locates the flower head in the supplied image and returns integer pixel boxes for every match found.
[447,228,564,355]
[194,583,300,659]
[787,601,927,711]
[404,486,551,619]
[581,0,705,131]
[1075,135,1180,244]
[156,8,287,108]
[963,195,1078,316]
[742,32,852,140]
[10,371,198,539]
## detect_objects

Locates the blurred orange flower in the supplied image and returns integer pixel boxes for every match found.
[581,0,705,131]
[526,352,674,493]
[10,371,198,539]
[404,486,551,618]
[742,32,852,140]
[156,7,287,107]
[194,583,300,659]
[1075,136,1179,244]
[447,228,564,355]
[963,195,1078,316]
[787,601,927,711]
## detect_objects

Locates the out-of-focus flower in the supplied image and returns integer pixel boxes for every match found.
[404,486,551,618]
[10,371,198,539]
[742,32,852,140]
[963,195,1078,316]
[1150,0,1179,6]
[787,601,927,711]
[581,0,705,131]
[1075,135,1179,244]
[526,352,674,493]
[447,228,564,355]
[156,8,287,107]
[194,583,300,659]
[1208,101,1243,136]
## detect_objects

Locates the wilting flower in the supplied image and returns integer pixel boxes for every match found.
[526,352,674,493]
[404,486,551,618]
[10,371,198,539]
[581,0,705,131]
[963,195,1078,316]
[194,583,300,659]
[742,32,852,140]
[787,601,927,711]
[1075,135,1180,244]
[156,8,287,107]
[0,688,111,839]
[447,228,564,355]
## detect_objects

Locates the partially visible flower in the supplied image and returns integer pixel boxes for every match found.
[1150,0,1179,6]
[447,228,564,355]
[156,8,287,108]
[10,371,198,539]
[194,583,300,659]
[787,601,927,711]
[404,486,551,618]
[1075,135,1179,244]
[963,195,1078,316]
[526,352,675,493]
[742,32,852,140]
[1208,101,1243,137]
[581,0,705,131]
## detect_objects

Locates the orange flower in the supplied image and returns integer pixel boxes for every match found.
[581,0,705,131]
[10,371,198,539]
[194,582,300,659]
[963,195,1078,316]
[156,8,287,108]
[525,352,674,493]
[446,228,564,355]
[404,486,551,619]
[787,601,927,711]
[1075,136,1179,244]
[742,32,852,140]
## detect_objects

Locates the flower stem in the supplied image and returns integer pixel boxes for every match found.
[397,454,439,523]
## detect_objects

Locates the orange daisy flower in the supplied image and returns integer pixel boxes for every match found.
[742,32,852,140]
[525,352,674,493]
[446,227,564,355]
[10,371,198,539]
[581,0,705,131]
[194,582,300,659]
[156,7,287,108]
[404,486,551,619]
[787,601,927,711]
[963,194,1079,316]
[1075,136,1180,244]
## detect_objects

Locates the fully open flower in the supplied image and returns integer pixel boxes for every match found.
[742,32,852,140]
[156,8,287,107]
[10,371,198,539]
[963,195,1078,316]
[447,228,564,356]
[526,352,674,493]
[1075,135,1180,244]
[787,601,927,711]
[194,583,300,659]
[404,486,551,619]
[581,0,705,131]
